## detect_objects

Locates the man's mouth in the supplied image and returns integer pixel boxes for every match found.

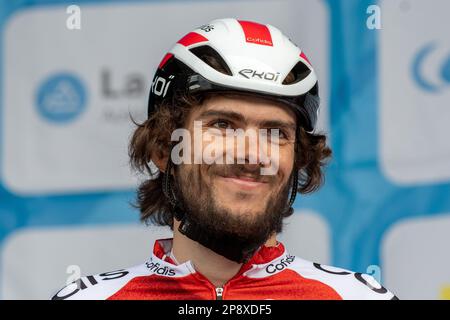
[217,174,269,190]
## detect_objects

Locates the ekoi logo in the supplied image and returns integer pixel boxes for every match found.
[146,261,176,276]
[239,69,280,82]
[199,24,214,32]
[151,75,174,97]
[265,254,295,274]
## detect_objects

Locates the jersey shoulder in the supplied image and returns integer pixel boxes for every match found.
[51,263,149,300]
[287,256,398,300]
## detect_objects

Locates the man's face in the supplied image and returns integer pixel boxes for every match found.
[172,94,297,239]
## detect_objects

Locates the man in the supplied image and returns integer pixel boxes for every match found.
[52,18,397,300]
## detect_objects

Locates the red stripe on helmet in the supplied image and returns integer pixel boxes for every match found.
[158,53,173,69]
[238,20,273,46]
[177,32,208,47]
[300,52,311,65]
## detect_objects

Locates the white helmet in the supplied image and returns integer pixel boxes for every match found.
[148,18,319,131]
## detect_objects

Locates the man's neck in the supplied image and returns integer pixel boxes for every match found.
[171,219,277,288]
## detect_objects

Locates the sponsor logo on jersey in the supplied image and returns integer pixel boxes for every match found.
[51,269,129,300]
[145,261,176,276]
[265,254,295,274]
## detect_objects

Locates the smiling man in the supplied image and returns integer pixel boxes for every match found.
[51,18,397,300]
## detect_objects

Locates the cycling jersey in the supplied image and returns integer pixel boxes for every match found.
[51,238,398,300]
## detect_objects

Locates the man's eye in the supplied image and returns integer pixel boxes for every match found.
[211,120,232,129]
[267,128,288,140]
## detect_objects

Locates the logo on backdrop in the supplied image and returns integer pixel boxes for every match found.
[412,42,450,93]
[36,73,87,124]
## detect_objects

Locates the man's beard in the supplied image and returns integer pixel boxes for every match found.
[172,163,293,261]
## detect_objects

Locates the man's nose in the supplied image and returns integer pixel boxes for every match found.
[239,126,272,167]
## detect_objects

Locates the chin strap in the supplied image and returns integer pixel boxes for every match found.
[161,156,298,263]
[282,166,298,218]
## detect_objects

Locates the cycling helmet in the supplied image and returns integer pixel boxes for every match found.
[148,18,319,132]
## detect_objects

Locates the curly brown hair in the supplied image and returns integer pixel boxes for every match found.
[128,88,332,230]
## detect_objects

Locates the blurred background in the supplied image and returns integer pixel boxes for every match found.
[0,0,449,300]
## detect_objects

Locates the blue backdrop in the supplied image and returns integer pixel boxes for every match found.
[1,0,449,299]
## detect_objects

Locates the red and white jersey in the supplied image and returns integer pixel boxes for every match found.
[51,238,397,300]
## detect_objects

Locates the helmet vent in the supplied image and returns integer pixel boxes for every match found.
[282,61,311,85]
[189,45,233,76]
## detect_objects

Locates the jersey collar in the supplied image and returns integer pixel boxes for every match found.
[151,237,286,272]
